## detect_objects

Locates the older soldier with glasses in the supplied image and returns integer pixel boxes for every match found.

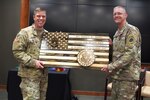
[101,6,141,100]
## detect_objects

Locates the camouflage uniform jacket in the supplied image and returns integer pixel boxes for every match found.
[108,22,141,81]
[12,25,48,78]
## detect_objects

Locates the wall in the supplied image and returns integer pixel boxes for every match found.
[0,2,2,33]
[0,0,20,84]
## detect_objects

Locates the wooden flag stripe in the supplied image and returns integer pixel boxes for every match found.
[40,50,109,56]
[39,55,109,62]
[42,61,107,68]
[68,40,109,45]
[68,46,109,50]
[69,35,109,39]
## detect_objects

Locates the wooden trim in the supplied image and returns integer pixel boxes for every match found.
[142,63,150,68]
[0,85,7,91]
[71,90,111,96]
[20,0,30,29]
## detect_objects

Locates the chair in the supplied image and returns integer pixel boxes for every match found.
[139,68,150,100]
[104,74,141,100]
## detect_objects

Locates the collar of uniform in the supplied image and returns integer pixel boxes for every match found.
[115,22,128,37]
[119,22,128,33]
[31,24,44,36]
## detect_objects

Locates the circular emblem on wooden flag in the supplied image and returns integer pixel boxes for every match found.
[77,49,95,68]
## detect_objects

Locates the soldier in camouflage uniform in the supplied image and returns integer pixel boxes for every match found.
[101,6,141,100]
[12,7,48,100]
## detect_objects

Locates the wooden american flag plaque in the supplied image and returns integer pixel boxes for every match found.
[39,32,110,70]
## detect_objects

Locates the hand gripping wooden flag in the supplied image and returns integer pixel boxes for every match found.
[39,32,110,70]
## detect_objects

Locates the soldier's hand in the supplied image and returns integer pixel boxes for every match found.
[109,38,112,45]
[101,66,109,72]
[35,60,44,69]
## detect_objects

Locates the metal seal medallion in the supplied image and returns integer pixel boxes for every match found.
[77,49,95,68]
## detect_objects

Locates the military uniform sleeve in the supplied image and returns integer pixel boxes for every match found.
[12,30,36,67]
[108,28,141,71]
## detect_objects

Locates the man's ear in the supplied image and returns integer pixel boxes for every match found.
[33,15,35,20]
[125,13,128,18]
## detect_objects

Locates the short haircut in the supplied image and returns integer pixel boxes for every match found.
[114,6,127,13]
[33,7,46,15]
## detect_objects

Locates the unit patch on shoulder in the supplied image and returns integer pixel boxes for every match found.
[126,34,135,48]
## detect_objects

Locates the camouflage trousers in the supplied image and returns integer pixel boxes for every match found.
[111,79,137,100]
[20,76,48,100]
